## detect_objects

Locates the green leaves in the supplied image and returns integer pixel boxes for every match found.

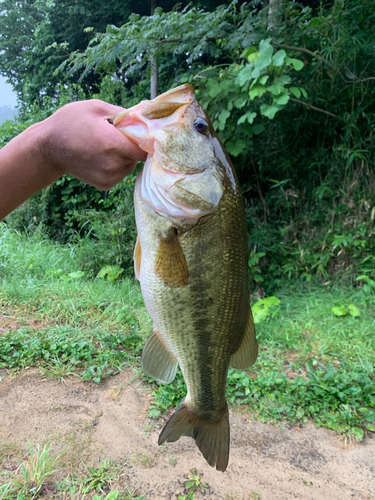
[272,49,286,67]
[199,37,306,158]
[260,103,282,119]
[285,57,304,71]
[332,304,361,317]
[252,296,281,324]
[238,111,256,125]
[150,363,375,442]
[97,265,124,281]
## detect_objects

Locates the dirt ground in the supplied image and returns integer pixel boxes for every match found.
[0,368,374,500]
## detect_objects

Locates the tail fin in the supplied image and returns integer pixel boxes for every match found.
[158,401,229,472]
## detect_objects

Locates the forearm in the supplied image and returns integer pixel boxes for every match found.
[0,121,61,220]
[0,99,147,221]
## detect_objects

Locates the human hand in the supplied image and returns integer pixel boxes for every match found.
[39,99,147,190]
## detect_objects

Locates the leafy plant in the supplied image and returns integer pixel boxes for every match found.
[332,304,361,317]
[178,469,208,500]
[252,296,280,324]
[0,441,64,500]
[79,460,119,495]
[97,265,124,282]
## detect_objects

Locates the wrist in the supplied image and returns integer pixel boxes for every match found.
[32,116,65,179]
[0,119,63,219]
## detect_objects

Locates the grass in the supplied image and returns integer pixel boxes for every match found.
[1,224,374,442]
[0,441,64,500]
[0,443,143,500]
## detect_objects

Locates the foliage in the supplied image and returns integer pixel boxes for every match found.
[149,363,375,441]
[331,303,360,317]
[0,441,63,500]
[178,469,209,500]
[252,296,280,324]
[0,227,374,439]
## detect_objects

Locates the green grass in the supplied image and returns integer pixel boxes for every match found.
[1,223,374,440]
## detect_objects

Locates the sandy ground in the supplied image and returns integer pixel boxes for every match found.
[0,367,374,500]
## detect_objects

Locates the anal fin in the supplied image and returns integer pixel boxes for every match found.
[230,307,258,369]
[155,227,189,288]
[142,328,178,384]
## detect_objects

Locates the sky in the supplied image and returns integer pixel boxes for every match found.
[0,75,18,108]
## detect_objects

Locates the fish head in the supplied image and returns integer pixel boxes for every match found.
[112,84,225,223]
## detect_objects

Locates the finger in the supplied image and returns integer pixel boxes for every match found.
[89,99,127,120]
[110,125,148,162]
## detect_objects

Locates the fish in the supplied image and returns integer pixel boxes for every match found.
[112,84,258,472]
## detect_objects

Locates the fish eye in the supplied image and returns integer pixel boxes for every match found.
[193,117,208,135]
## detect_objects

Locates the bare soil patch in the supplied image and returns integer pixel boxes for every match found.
[0,306,51,334]
[0,369,374,500]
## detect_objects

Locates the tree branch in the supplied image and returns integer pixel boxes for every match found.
[272,42,334,68]
[289,97,346,122]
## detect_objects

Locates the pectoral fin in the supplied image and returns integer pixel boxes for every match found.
[230,308,258,369]
[155,228,189,287]
[142,328,178,384]
[134,235,142,281]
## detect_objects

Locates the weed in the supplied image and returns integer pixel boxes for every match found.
[149,361,375,440]
[168,456,177,467]
[0,440,64,500]
[79,460,120,495]
[131,451,157,469]
[179,469,209,499]
[38,355,81,383]
[0,326,144,383]
[250,493,261,500]
[93,492,119,500]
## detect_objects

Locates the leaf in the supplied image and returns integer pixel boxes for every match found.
[225,138,247,157]
[248,52,260,63]
[67,271,85,280]
[347,304,361,317]
[208,82,221,98]
[218,109,231,130]
[253,53,272,71]
[289,87,301,98]
[241,46,257,58]
[252,123,265,135]
[272,49,286,66]
[249,85,267,100]
[97,265,124,281]
[236,65,254,87]
[233,95,248,109]
[364,410,375,422]
[274,93,290,105]
[267,80,284,96]
[331,305,347,317]
[258,38,273,58]
[238,111,256,125]
[285,57,304,71]
[260,103,282,119]
[352,427,364,442]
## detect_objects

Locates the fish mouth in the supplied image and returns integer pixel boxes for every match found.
[110,84,194,154]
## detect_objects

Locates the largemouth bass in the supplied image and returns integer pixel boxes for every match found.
[112,84,257,471]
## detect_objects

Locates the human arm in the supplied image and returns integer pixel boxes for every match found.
[0,99,147,220]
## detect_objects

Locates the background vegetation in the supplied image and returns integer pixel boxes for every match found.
[0,0,374,480]
[0,0,374,288]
